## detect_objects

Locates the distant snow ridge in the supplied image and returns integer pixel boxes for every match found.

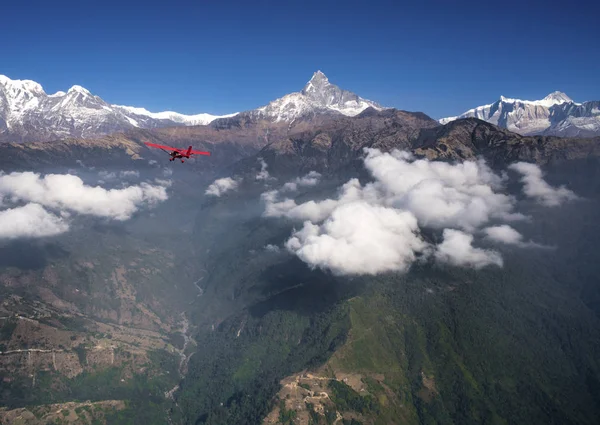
[0,74,237,142]
[440,91,600,137]
[112,105,238,126]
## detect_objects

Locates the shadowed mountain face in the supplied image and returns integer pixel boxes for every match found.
[0,107,440,177]
[413,118,600,167]
[230,108,441,180]
[227,115,600,185]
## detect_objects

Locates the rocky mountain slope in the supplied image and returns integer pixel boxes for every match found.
[0,105,430,178]
[440,91,600,137]
[229,113,600,184]
[414,118,600,166]
[227,108,438,181]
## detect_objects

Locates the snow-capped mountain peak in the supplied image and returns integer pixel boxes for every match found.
[301,70,330,96]
[439,91,599,137]
[498,91,575,108]
[0,75,45,95]
[253,70,385,123]
[67,85,92,95]
[541,91,573,105]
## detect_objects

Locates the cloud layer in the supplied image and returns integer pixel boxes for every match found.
[98,170,140,181]
[0,203,69,239]
[205,177,240,197]
[0,172,168,221]
[435,229,503,269]
[509,162,578,206]
[286,201,429,275]
[255,158,273,181]
[483,224,549,248]
[0,171,170,239]
[282,171,322,192]
[262,149,575,275]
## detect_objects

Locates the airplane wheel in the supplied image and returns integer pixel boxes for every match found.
[181,160,185,163]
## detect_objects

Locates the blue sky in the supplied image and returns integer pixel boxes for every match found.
[2,0,599,119]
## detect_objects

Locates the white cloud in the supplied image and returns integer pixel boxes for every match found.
[483,225,523,245]
[98,171,117,180]
[154,178,173,187]
[282,171,322,192]
[263,179,363,223]
[0,171,169,221]
[361,148,523,231]
[483,224,549,249]
[282,182,298,192]
[286,202,429,275]
[75,160,95,170]
[261,149,575,276]
[509,162,578,207]
[264,244,280,252]
[205,177,240,197]
[0,203,69,239]
[262,150,522,232]
[256,158,273,181]
[98,170,140,181]
[435,229,503,269]
[120,170,140,179]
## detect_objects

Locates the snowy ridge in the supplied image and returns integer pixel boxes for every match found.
[251,70,385,123]
[0,74,238,142]
[498,91,578,107]
[112,105,238,126]
[440,91,600,137]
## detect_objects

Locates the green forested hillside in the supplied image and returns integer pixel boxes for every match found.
[175,158,600,425]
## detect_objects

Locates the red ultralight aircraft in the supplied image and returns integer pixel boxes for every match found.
[144,142,211,163]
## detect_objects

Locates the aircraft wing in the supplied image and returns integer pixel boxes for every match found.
[144,141,183,152]
[189,149,211,156]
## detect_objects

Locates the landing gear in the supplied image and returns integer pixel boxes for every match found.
[181,160,185,163]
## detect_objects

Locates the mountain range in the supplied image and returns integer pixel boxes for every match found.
[0,71,383,143]
[3,71,600,144]
[3,70,599,143]
[440,91,600,137]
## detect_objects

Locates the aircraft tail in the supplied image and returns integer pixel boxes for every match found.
[186,146,192,156]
